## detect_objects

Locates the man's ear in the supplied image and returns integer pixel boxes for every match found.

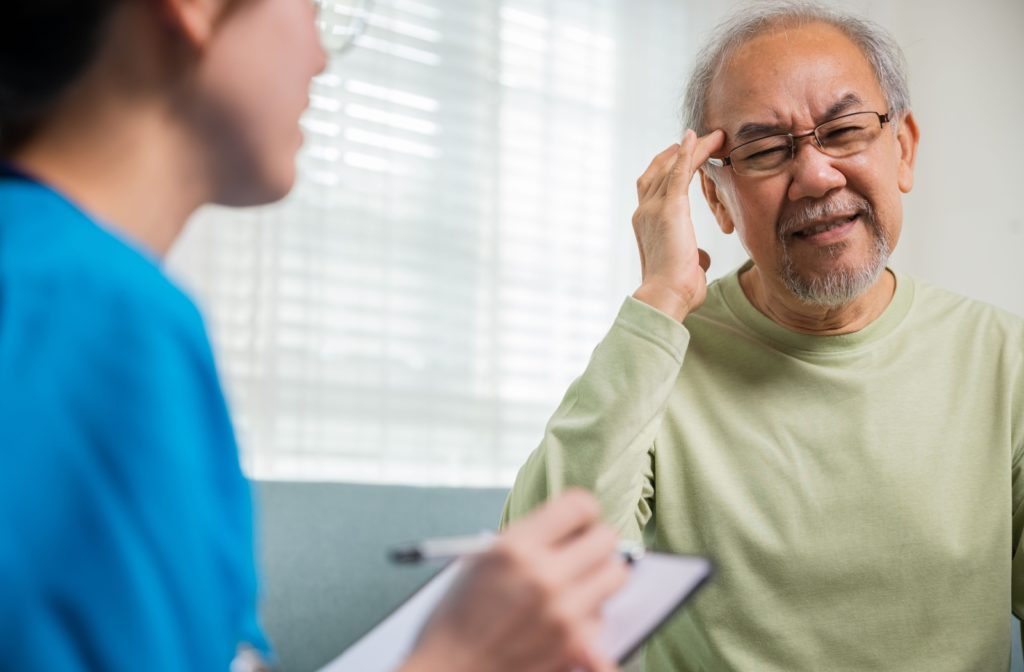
[157,0,224,48]
[700,168,735,235]
[895,110,920,194]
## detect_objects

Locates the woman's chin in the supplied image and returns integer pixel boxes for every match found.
[218,164,297,207]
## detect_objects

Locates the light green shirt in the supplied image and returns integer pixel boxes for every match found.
[503,264,1024,672]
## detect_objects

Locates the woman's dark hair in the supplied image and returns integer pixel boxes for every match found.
[0,0,121,155]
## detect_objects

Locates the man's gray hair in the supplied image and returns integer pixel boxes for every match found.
[683,1,911,135]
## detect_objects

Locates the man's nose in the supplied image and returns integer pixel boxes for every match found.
[786,140,847,201]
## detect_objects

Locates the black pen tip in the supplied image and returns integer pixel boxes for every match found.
[390,548,423,564]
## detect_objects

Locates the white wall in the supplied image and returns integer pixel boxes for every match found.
[670,0,1024,316]
[889,0,1024,316]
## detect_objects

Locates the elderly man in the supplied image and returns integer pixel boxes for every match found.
[502,2,1024,671]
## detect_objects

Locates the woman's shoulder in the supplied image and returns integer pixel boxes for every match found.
[1,177,203,337]
[0,177,229,453]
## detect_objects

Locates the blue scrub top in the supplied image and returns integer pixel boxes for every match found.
[0,166,268,670]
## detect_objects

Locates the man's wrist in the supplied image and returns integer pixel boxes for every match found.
[632,282,694,322]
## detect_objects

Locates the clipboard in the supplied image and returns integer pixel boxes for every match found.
[319,551,712,670]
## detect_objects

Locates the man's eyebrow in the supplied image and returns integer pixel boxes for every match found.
[733,121,788,144]
[822,93,865,120]
[731,93,868,144]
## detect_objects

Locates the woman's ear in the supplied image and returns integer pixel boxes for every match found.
[895,110,920,194]
[700,168,735,235]
[157,0,224,49]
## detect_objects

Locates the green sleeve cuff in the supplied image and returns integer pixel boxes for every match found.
[614,296,691,364]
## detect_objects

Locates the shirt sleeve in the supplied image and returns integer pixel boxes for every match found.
[0,263,265,670]
[500,297,691,540]
[1010,346,1024,623]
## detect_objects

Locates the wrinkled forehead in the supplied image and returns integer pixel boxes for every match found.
[705,22,887,137]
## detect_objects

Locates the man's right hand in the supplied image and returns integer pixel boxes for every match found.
[399,489,628,672]
[631,129,725,322]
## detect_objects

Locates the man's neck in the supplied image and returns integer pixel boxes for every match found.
[739,264,896,335]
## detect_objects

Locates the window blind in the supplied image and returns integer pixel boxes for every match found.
[168,0,746,486]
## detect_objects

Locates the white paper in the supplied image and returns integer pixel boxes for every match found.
[319,552,711,671]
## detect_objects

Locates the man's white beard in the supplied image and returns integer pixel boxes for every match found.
[777,199,890,308]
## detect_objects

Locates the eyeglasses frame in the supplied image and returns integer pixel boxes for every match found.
[705,111,891,174]
[314,0,374,54]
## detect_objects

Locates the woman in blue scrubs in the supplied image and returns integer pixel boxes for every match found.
[0,1,626,670]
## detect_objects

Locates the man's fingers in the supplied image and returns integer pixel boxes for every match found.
[690,128,726,174]
[651,132,696,198]
[636,143,681,199]
[665,129,726,199]
[637,130,725,202]
[662,130,699,198]
[698,248,711,272]
[505,488,600,547]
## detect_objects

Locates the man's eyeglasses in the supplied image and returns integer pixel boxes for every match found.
[705,111,891,177]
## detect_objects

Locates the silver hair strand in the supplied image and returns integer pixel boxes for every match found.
[682,0,911,135]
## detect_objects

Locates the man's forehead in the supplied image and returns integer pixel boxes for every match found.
[731,92,867,143]
[704,22,885,134]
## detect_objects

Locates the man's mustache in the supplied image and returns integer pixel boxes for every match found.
[777,194,874,239]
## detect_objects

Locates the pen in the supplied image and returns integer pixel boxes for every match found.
[389,533,645,565]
